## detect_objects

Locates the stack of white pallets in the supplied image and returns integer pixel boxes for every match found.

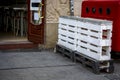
[58,17,78,50]
[57,16,112,61]
[76,18,112,61]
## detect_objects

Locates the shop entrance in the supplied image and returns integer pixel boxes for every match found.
[0,0,45,50]
[0,7,27,43]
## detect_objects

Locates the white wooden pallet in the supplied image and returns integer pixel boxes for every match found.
[77,40,111,60]
[77,27,112,39]
[77,33,111,46]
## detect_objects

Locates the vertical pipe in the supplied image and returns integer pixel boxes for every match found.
[70,0,74,16]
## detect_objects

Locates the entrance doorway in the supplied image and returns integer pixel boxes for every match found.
[0,0,45,50]
[0,0,28,43]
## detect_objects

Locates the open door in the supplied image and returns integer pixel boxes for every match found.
[28,0,45,44]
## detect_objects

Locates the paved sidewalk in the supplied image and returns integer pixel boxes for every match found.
[0,50,120,80]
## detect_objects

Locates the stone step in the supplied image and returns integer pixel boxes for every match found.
[0,41,38,50]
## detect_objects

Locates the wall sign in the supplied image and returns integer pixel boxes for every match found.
[30,0,42,10]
